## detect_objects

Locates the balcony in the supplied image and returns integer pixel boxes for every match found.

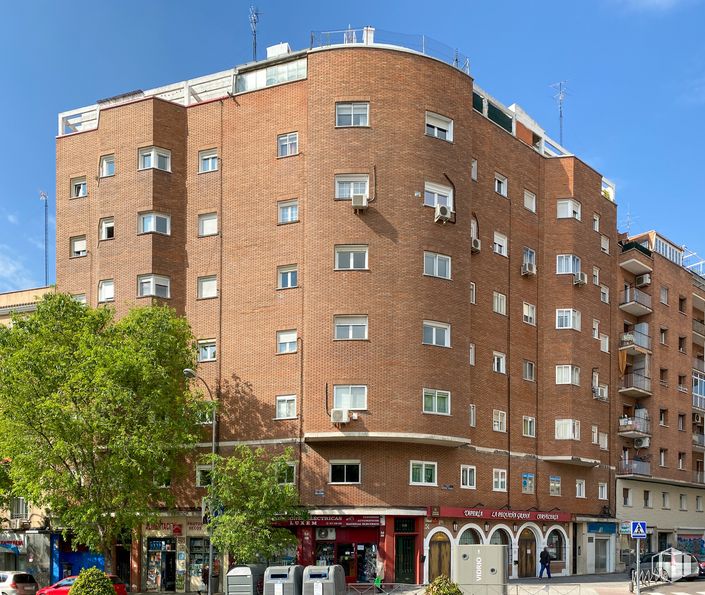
[620,243,654,275]
[618,416,651,437]
[694,320,705,347]
[694,394,705,412]
[618,459,651,476]
[694,358,705,373]
[694,471,705,484]
[693,434,705,452]
[620,330,652,354]
[619,374,653,398]
[619,288,653,317]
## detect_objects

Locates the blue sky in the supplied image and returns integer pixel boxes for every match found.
[1,0,704,292]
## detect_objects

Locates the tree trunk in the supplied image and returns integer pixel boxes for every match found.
[102,539,114,574]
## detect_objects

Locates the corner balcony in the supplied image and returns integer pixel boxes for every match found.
[619,288,653,317]
[619,374,652,398]
[620,330,652,355]
[618,460,651,476]
[618,416,651,438]
[693,433,705,452]
[620,242,653,275]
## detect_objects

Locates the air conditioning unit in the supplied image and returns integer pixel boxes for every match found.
[434,204,451,223]
[592,386,608,401]
[521,263,537,276]
[330,408,350,424]
[9,519,20,530]
[316,527,336,540]
[635,273,652,288]
[634,437,650,449]
[471,238,482,253]
[351,194,368,210]
[694,413,703,424]
[573,272,588,286]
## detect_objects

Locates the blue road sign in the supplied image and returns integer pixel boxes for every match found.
[631,520,647,539]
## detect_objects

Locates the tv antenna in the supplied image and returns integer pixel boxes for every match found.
[620,203,639,235]
[249,6,260,62]
[39,191,48,286]
[550,81,568,146]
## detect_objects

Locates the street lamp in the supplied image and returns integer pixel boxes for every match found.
[184,368,216,595]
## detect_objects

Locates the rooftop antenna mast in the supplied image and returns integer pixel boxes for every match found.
[39,191,48,286]
[249,6,260,61]
[550,81,568,146]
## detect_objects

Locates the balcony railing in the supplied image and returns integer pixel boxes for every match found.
[694,320,705,336]
[694,394,705,411]
[694,471,705,484]
[620,373,652,394]
[618,416,651,435]
[618,460,651,476]
[694,358,705,373]
[693,434,705,448]
[620,288,652,309]
[620,330,652,351]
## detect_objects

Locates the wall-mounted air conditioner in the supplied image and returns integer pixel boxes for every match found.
[635,274,652,288]
[694,413,703,424]
[316,527,336,540]
[573,272,588,286]
[352,194,368,210]
[434,204,451,223]
[634,437,650,449]
[521,263,537,276]
[330,408,350,424]
[471,238,481,253]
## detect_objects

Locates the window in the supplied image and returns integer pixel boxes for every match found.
[598,482,608,500]
[277,132,298,157]
[592,424,599,444]
[468,404,476,427]
[592,213,600,232]
[549,476,561,496]
[592,319,600,339]
[333,385,367,410]
[493,469,507,492]
[662,492,670,509]
[680,494,688,511]
[659,448,667,467]
[557,198,581,220]
[492,352,506,374]
[576,479,586,498]
[424,252,451,279]
[469,282,476,304]
[98,279,114,303]
[330,461,361,484]
[523,360,535,382]
[425,111,453,141]
[334,316,368,340]
[678,375,687,392]
[73,294,87,304]
[199,149,218,173]
[138,274,170,298]
[198,212,218,236]
[278,463,295,485]
[275,395,296,419]
[197,276,218,299]
[556,254,581,274]
[71,176,87,198]
[555,418,580,440]
[410,461,437,486]
[423,388,450,415]
[139,146,171,171]
[276,330,297,354]
[470,217,479,240]
[600,234,610,254]
[524,190,536,213]
[555,365,580,385]
[492,291,507,315]
[697,496,703,512]
[623,487,632,506]
[523,247,536,266]
[277,265,298,289]
[660,328,668,345]
[678,452,686,470]
[335,174,370,201]
[600,334,610,353]
[10,497,28,520]
[643,490,652,508]
[198,339,216,362]
[139,212,171,235]
[493,232,508,256]
[424,181,453,210]
[660,368,668,386]
[494,173,508,197]
[523,302,536,325]
[99,155,115,177]
[600,285,610,303]
[99,218,115,240]
[679,296,687,313]
[335,245,368,270]
[469,343,476,366]
[70,235,87,258]
[492,410,507,432]
[195,465,212,488]
[460,465,476,489]
[678,414,685,431]
[522,473,535,494]
[523,416,536,437]
[599,433,609,451]
[593,266,600,286]
[679,336,687,353]
[471,159,478,181]
[423,321,450,347]
[660,286,669,305]
[556,308,581,331]
[335,100,371,127]
[278,199,299,224]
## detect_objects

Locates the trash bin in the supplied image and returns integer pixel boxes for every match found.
[227,564,267,595]
[264,565,304,595]
[302,566,345,595]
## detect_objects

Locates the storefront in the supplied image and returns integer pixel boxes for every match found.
[573,521,617,574]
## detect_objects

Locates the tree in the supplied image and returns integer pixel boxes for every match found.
[205,446,303,563]
[0,293,201,571]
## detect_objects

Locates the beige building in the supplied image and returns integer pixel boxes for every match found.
[0,287,53,327]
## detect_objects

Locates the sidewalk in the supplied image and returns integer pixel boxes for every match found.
[509,572,632,595]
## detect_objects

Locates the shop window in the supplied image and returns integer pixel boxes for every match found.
[546,529,564,561]
[459,528,481,544]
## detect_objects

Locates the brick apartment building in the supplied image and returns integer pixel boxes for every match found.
[52,27,703,590]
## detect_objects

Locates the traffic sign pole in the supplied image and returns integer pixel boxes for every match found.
[636,538,640,595]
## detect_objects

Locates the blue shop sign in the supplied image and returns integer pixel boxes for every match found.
[587,522,617,534]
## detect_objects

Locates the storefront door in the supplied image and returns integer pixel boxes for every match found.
[518,529,536,578]
[395,536,415,583]
[658,532,670,551]
[428,533,451,581]
[147,538,176,591]
[595,538,608,573]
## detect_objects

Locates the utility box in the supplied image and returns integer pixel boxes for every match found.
[456,545,508,595]
[227,564,267,595]
[302,565,345,595]
[264,566,303,595]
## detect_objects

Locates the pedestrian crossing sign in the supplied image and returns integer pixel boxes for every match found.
[630,520,647,539]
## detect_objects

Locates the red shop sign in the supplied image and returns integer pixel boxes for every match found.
[275,515,381,527]
[430,507,572,523]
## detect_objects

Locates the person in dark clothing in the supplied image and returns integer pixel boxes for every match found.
[539,547,552,579]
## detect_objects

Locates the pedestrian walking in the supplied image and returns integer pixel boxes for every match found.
[539,547,552,579]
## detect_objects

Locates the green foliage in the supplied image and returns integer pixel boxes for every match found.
[425,575,462,595]
[205,446,303,563]
[70,567,114,595]
[0,293,200,561]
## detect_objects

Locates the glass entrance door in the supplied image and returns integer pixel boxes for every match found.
[595,538,608,573]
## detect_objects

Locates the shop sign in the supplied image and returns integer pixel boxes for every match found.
[145,522,183,534]
[619,521,631,535]
[429,507,572,523]
[276,515,381,528]
[587,522,617,534]
[0,531,25,554]
[187,522,203,532]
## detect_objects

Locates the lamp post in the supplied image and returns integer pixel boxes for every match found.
[184,368,216,595]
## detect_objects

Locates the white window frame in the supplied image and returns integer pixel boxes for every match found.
[70,235,87,258]
[197,275,218,299]
[9,497,28,521]
[493,352,506,374]
[471,159,478,181]
[274,395,296,420]
[334,245,368,270]
[523,302,536,325]
[195,465,212,488]
[99,217,115,241]
[493,469,507,492]
[73,294,87,304]
[600,234,610,254]
[198,339,216,362]
[425,111,453,142]
[423,181,453,210]
[549,476,562,496]
[524,190,536,213]
[523,247,536,266]
[329,460,361,485]
[98,279,114,303]
[335,174,369,200]
[470,282,476,304]
[469,343,476,366]
[494,173,508,197]
[593,213,600,232]
[555,365,580,385]
[277,132,299,157]
[598,482,608,500]
[492,409,507,433]
[600,284,610,303]
[333,385,367,410]
[278,462,296,485]
[71,176,87,198]
[278,199,299,224]
[697,496,703,512]
[423,388,451,416]
[493,291,507,315]
[336,102,369,127]
[198,212,218,237]
[523,360,535,382]
[493,232,508,257]
[423,251,451,279]
[576,479,586,499]
[277,265,298,289]
[600,333,610,353]
[137,274,170,298]
[334,315,368,340]
[276,329,298,354]
[522,473,535,494]
[99,154,115,178]
[138,146,171,172]
[199,148,218,173]
[139,212,171,235]
[460,465,476,489]
[556,254,581,274]
[557,198,581,220]
[592,425,599,444]
[523,416,536,437]
[680,494,688,511]
[555,418,581,440]
[469,404,476,427]
[555,308,581,331]
[422,320,451,348]
[409,461,437,486]
[593,266,600,285]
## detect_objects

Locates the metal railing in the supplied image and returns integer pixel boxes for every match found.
[694,320,705,336]
[693,433,705,448]
[694,394,705,410]
[618,416,652,434]
[619,459,652,475]
[694,471,705,483]
[620,288,652,309]
[620,374,652,393]
[620,330,652,351]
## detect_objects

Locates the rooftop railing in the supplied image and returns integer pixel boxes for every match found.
[618,460,651,476]
[620,330,652,351]
[620,288,652,309]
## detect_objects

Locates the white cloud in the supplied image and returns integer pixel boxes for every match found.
[679,74,705,106]
[610,0,690,10]
[6,214,18,225]
[0,245,37,293]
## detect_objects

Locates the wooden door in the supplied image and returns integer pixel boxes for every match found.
[518,529,536,578]
[395,535,415,583]
[429,533,451,581]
